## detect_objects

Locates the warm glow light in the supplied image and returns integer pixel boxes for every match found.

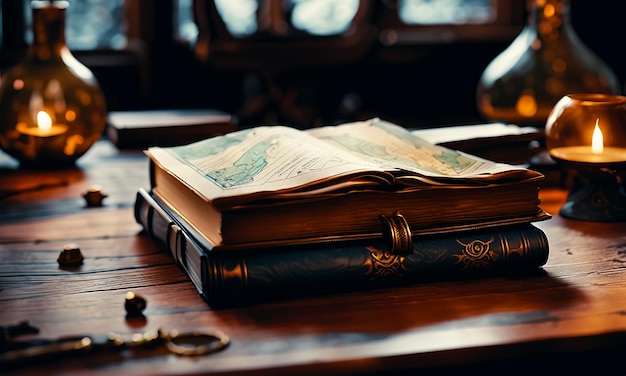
[515,92,538,117]
[13,79,24,90]
[65,109,76,122]
[36,111,53,132]
[591,119,603,154]
[64,134,85,156]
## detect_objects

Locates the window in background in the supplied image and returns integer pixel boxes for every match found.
[379,0,521,46]
[23,0,126,50]
[177,0,199,43]
[289,0,360,36]
[4,0,517,50]
[213,0,259,37]
[19,0,198,50]
[399,0,494,25]
[211,0,520,45]
[214,0,361,37]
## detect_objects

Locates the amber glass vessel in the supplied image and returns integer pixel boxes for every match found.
[476,0,620,127]
[546,93,626,156]
[0,1,107,168]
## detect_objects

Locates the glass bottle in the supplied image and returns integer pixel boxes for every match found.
[0,0,107,168]
[476,0,620,127]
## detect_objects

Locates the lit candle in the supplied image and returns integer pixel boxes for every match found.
[16,111,68,137]
[591,119,603,154]
[550,119,626,163]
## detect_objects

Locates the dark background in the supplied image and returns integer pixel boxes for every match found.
[2,1,623,129]
[156,1,624,128]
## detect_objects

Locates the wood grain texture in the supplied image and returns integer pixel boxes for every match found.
[1,141,626,375]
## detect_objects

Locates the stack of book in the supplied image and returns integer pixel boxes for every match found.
[135,118,550,307]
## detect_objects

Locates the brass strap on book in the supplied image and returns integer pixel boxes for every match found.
[379,213,413,255]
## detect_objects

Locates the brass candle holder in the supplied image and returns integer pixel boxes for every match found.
[546,93,626,221]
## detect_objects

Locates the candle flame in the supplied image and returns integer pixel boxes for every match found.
[36,111,53,132]
[591,119,603,154]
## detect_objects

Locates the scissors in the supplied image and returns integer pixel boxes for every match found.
[0,321,229,368]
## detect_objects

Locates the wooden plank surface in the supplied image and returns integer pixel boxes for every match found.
[1,141,626,375]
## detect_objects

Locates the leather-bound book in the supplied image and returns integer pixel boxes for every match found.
[107,109,237,149]
[135,188,549,308]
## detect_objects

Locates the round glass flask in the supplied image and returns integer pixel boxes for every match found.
[0,1,107,168]
[476,0,620,127]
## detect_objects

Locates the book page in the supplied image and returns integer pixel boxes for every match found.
[148,126,392,203]
[307,118,538,181]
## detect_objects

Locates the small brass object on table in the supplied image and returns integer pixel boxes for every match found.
[57,244,84,266]
[125,291,147,318]
[82,185,108,207]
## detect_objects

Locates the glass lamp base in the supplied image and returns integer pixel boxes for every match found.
[560,175,626,221]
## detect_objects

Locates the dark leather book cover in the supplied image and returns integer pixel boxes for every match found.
[135,189,549,307]
[107,109,237,149]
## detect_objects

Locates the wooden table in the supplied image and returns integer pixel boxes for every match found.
[1,140,626,375]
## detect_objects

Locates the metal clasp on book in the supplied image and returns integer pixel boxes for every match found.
[379,213,413,255]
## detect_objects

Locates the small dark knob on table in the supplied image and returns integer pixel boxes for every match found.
[83,185,108,207]
[57,243,84,266]
[125,291,147,317]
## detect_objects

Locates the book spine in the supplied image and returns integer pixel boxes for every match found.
[135,189,549,307]
[134,189,206,296]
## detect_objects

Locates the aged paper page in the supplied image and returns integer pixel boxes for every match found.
[148,125,391,202]
[307,118,538,181]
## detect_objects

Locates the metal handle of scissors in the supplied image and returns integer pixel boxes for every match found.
[0,329,230,368]
[0,336,93,366]
[166,329,230,356]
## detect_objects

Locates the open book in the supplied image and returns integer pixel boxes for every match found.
[146,118,548,249]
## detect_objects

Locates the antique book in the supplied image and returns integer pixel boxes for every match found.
[413,123,543,166]
[135,188,550,307]
[146,118,549,250]
[107,109,237,149]
[412,122,540,149]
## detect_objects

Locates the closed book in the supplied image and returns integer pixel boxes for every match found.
[146,118,549,250]
[135,188,550,308]
[413,123,543,165]
[107,109,237,149]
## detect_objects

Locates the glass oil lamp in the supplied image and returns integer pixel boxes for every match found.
[545,93,626,221]
[0,1,107,168]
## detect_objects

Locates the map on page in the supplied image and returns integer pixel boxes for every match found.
[306,118,526,178]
